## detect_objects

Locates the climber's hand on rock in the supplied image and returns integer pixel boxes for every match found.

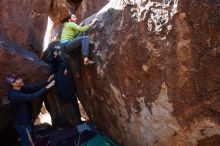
[89,18,97,27]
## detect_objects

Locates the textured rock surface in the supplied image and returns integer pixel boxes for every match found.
[49,0,76,24]
[0,0,84,143]
[1,0,220,145]
[74,0,220,145]
[75,0,109,21]
[0,36,81,143]
[49,0,107,24]
[0,35,49,142]
[0,0,51,55]
[48,0,108,42]
[0,35,50,105]
[48,0,76,43]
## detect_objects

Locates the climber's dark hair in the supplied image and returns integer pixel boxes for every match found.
[62,14,75,23]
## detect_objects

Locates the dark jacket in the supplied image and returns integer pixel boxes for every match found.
[8,81,48,125]
[47,56,66,74]
[47,55,77,102]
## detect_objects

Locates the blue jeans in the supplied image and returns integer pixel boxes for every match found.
[14,125,33,146]
[62,36,89,57]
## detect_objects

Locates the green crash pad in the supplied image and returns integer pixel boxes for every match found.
[82,134,117,146]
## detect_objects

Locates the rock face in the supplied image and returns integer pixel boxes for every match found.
[0,0,85,143]
[48,0,77,43]
[0,35,50,106]
[75,0,220,145]
[49,0,75,24]
[0,35,49,143]
[0,36,83,144]
[75,0,109,21]
[49,0,107,24]
[0,0,51,55]
[48,0,108,42]
[1,0,220,145]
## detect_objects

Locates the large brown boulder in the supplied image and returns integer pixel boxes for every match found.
[48,0,108,42]
[49,0,76,24]
[0,0,52,55]
[0,35,49,106]
[47,0,76,43]
[0,0,84,143]
[75,0,220,145]
[0,36,82,144]
[0,34,49,142]
[75,0,109,21]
